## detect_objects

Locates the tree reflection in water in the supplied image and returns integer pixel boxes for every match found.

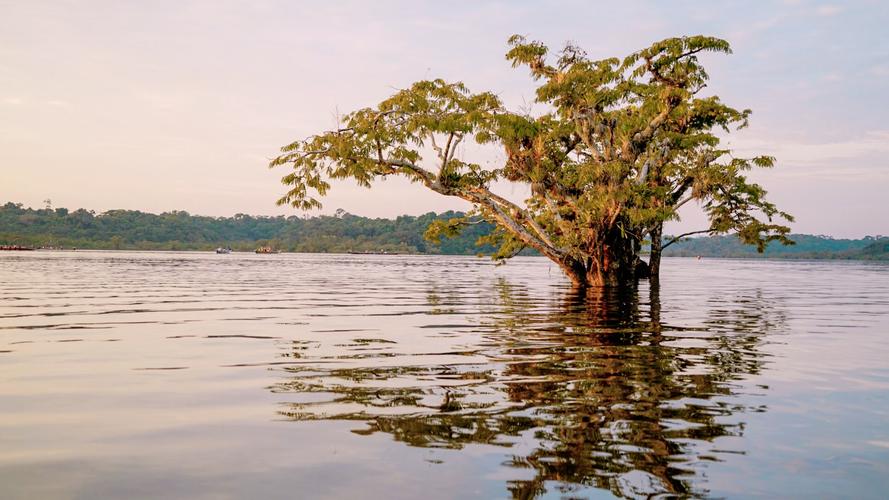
[273,281,783,498]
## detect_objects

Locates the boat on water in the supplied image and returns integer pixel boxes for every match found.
[254,246,279,254]
[215,247,232,254]
[0,245,35,251]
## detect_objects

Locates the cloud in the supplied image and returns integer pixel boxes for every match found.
[814,5,843,16]
[870,65,889,77]
[729,130,889,178]
[46,100,72,108]
[729,14,786,42]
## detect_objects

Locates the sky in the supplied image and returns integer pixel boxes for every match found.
[1,0,888,238]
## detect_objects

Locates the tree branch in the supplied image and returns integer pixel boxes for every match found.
[631,105,673,157]
[635,159,651,185]
[476,189,563,254]
[429,133,444,161]
[672,194,695,211]
[481,198,564,262]
[445,133,464,168]
[669,176,694,205]
[355,152,566,262]
[443,132,454,168]
[661,229,713,250]
[574,115,604,163]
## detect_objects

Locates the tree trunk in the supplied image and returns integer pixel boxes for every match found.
[558,224,642,288]
[648,222,663,284]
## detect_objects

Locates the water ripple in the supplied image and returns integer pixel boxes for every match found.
[1,251,888,499]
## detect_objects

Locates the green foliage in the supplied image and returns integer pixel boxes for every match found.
[859,239,889,259]
[270,35,792,285]
[0,202,494,254]
[424,216,471,244]
[2,201,880,261]
[663,234,888,260]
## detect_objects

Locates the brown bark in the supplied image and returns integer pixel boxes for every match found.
[558,223,643,288]
[648,222,663,284]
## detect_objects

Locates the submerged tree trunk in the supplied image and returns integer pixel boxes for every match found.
[648,222,663,284]
[558,224,644,288]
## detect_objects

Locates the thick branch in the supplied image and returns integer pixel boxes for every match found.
[635,159,651,185]
[382,159,438,187]
[443,132,454,167]
[574,116,604,163]
[630,105,672,158]
[445,134,464,167]
[669,176,694,205]
[475,189,563,254]
[482,198,564,263]
[361,154,566,262]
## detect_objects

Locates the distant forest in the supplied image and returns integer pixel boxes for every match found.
[1,202,887,259]
[664,233,888,260]
[0,202,493,254]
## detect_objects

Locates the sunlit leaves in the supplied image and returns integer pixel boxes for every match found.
[271,34,792,280]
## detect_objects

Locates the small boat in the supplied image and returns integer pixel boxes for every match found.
[215,247,232,254]
[0,245,35,251]
[254,246,279,254]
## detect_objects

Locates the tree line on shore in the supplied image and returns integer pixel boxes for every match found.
[1,202,886,259]
[0,202,494,254]
[664,233,887,260]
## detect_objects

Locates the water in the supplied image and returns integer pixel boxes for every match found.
[1,251,888,499]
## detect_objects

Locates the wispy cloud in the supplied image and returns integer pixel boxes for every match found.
[731,130,889,178]
[814,5,843,17]
[728,14,786,42]
[870,65,889,77]
[46,99,72,108]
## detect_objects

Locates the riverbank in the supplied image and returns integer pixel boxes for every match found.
[3,202,886,260]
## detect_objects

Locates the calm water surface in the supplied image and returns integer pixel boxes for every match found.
[1,251,888,499]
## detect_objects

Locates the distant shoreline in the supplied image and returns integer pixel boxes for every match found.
[2,202,887,261]
[4,247,888,264]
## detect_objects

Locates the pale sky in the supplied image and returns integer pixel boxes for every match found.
[1,0,888,237]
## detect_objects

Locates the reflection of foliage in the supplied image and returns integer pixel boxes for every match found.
[273,283,784,498]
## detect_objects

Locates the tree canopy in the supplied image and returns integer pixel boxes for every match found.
[271,35,792,286]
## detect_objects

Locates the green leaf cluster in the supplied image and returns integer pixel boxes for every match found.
[271,35,794,285]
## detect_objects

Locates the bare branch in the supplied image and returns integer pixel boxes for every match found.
[676,47,705,60]
[673,194,695,211]
[443,132,454,167]
[478,190,561,252]
[481,196,564,262]
[429,133,444,161]
[445,134,464,166]
[669,176,694,204]
[661,229,713,250]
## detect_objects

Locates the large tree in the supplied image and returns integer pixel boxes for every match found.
[271,35,791,287]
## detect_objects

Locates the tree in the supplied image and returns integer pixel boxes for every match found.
[271,35,792,287]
